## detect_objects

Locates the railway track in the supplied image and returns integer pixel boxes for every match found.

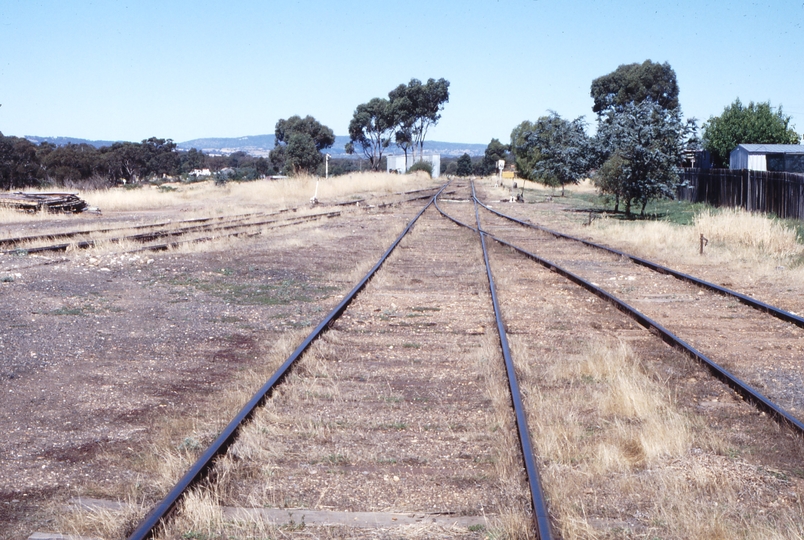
[432,181,804,537]
[0,210,341,256]
[478,184,804,432]
[122,184,552,539]
[23,180,804,538]
[0,189,447,258]
[436,181,804,433]
[0,211,272,249]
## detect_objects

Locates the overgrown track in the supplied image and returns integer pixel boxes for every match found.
[126,183,556,539]
[0,210,273,248]
[0,211,340,256]
[0,191,448,257]
[475,197,804,329]
[439,181,804,436]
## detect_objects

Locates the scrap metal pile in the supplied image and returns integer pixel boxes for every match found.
[0,192,90,213]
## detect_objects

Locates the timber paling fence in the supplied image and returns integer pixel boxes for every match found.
[677,168,804,220]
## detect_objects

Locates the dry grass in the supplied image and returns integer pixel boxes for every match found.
[62,495,148,540]
[695,207,801,257]
[519,336,804,539]
[0,205,76,223]
[0,171,435,226]
[473,333,536,539]
[585,207,804,284]
[71,172,436,214]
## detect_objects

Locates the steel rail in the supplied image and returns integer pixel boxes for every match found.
[433,184,553,538]
[124,215,325,254]
[1,210,341,256]
[468,183,553,540]
[0,211,274,248]
[1,189,433,251]
[127,184,447,540]
[473,196,804,329]
[437,187,804,436]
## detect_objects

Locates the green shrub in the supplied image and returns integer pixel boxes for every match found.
[407,160,433,177]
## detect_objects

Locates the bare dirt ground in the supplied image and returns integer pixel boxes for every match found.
[0,194,422,539]
[443,182,804,538]
[2,177,804,539]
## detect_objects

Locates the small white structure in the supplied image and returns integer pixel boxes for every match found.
[188,168,212,177]
[730,144,804,172]
[387,154,441,178]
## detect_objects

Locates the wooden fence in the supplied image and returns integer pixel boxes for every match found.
[677,168,804,220]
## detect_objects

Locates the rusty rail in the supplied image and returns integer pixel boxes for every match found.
[127,184,448,540]
[474,197,804,330]
[438,183,804,437]
[434,183,554,539]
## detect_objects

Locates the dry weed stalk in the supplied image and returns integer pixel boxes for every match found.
[473,333,536,540]
[520,336,804,538]
[588,207,804,271]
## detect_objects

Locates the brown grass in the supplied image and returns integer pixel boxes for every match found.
[587,207,804,275]
[67,171,436,215]
[473,333,536,539]
[519,336,804,539]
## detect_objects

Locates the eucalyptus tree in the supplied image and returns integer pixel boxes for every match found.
[594,99,691,216]
[388,78,450,161]
[0,133,43,189]
[517,113,592,195]
[346,97,397,171]
[270,115,334,175]
[591,60,679,115]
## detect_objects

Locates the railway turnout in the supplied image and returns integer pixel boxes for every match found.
[9,180,804,539]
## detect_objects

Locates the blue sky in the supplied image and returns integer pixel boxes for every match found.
[1,0,802,145]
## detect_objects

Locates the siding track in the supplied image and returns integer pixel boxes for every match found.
[439,182,804,434]
[127,184,549,539]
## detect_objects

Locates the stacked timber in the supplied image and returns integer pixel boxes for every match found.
[0,192,89,213]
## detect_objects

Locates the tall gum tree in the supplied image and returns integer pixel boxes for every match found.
[346,98,397,171]
[270,115,334,175]
[388,78,450,162]
[590,60,679,115]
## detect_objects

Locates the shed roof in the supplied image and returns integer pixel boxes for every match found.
[735,144,804,154]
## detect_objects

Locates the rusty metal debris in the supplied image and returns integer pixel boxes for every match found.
[0,192,90,213]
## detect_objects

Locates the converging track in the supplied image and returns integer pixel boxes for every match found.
[15,179,804,539]
[127,184,551,539]
[464,182,804,432]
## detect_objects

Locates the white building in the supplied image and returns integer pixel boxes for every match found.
[386,154,441,178]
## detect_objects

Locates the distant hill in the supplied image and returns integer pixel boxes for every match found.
[178,134,487,158]
[177,134,277,157]
[24,134,488,158]
[25,135,121,148]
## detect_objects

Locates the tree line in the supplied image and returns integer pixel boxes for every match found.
[0,77,450,190]
[3,65,799,200]
[0,135,280,190]
[457,60,800,216]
